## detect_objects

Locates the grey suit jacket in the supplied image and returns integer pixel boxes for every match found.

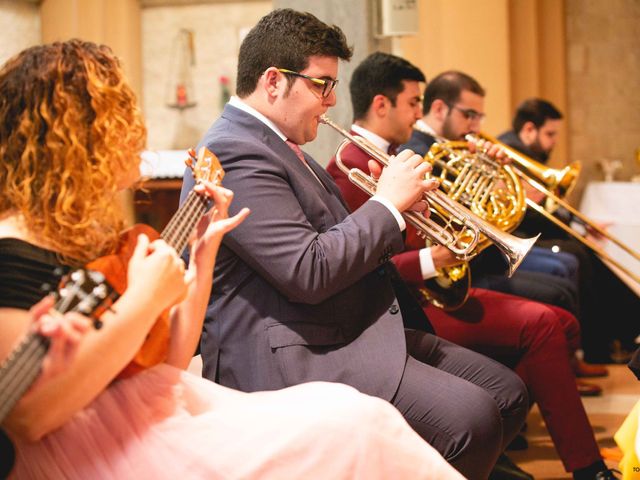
[181,104,422,400]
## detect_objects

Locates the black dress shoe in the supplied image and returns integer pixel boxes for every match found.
[506,433,529,451]
[594,469,621,480]
[488,454,534,480]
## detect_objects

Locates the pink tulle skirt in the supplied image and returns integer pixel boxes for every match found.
[12,364,463,479]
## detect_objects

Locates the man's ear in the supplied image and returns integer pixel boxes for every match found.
[431,98,449,120]
[519,121,537,145]
[262,67,284,98]
[371,94,390,117]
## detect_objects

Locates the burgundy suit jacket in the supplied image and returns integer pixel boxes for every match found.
[326,137,426,288]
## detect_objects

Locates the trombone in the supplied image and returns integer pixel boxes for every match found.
[320,115,539,277]
[470,132,640,285]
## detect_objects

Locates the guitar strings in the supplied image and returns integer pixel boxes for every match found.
[0,334,48,421]
[161,191,200,248]
[162,190,208,256]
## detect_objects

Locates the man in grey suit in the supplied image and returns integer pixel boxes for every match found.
[181,9,528,479]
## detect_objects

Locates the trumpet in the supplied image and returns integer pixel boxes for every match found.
[469,132,640,285]
[321,115,539,277]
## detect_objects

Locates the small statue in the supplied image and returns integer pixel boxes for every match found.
[599,158,622,182]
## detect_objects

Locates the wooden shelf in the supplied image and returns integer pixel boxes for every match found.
[133,178,182,232]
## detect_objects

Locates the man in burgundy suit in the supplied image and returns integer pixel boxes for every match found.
[326,52,616,480]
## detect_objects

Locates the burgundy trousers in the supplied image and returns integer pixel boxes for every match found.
[425,287,601,472]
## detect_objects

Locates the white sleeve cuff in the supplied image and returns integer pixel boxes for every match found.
[370,195,406,231]
[419,248,438,279]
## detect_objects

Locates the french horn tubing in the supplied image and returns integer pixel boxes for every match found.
[411,123,529,309]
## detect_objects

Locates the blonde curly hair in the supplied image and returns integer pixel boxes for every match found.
[0,39,146,264]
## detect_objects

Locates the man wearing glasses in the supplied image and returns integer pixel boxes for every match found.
[182,10,530,479]
[403,70,486,153]
[402,71,583,312]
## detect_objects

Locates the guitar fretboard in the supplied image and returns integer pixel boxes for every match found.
[0,333,49,422]
[161,189,211,255]
[0,268,116,423]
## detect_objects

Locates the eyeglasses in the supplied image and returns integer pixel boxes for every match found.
[450,105,486,122]
[277,68,338,98]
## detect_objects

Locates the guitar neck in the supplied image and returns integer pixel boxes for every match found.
[0,333,49,422]
[161,189,210,255]
[0,268,116,424]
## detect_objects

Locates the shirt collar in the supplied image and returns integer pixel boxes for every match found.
[229,96,288,142]
[351,124,390,153]
[414,119,437,137]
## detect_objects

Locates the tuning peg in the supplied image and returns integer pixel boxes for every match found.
[184,148,198,171]
[52,267,65,278]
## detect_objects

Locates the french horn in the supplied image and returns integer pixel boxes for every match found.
[412,125,529,309]
[321,115,538,310]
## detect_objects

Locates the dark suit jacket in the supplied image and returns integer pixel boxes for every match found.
[402,128,436,158]
[181,105,420,400]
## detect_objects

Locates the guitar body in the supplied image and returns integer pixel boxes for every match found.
[86,147,223,379]
[87,224,171,379]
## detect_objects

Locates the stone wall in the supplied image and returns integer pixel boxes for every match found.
[566,0,640,186]
[0,0,40,67]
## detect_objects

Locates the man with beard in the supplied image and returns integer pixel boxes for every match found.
[498,98,562,164]
[403,73,580,314]
[498,98,639,365]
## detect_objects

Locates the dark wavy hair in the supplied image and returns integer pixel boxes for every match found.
[350,52,425,121]
[236,8,353,97]
[0,39,146,264]
[512,98,563,133]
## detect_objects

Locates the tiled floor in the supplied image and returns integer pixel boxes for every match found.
[509,365,639,479]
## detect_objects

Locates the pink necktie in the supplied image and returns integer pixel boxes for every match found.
[285,139,306,163]
[285,139,324,186]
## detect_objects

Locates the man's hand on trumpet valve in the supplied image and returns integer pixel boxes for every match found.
[368,149,440,214]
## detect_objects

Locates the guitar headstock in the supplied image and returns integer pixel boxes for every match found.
[53,269,120,329]
[185,147,225,186]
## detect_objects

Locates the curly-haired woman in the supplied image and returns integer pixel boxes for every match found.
[0,40,462,479]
